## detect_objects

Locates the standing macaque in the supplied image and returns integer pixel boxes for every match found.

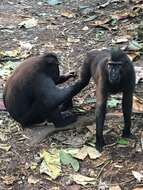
[62,47,135,151]
[3,53,77,128]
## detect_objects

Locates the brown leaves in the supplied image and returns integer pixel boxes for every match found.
[133,96,143,113]
[2,175,16,185]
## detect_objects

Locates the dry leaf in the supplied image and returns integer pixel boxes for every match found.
[67,37,80,43]
[30,162,38,170]
[28,175,40,184]
[0,143,11,151]
[109,185,121,190]
[82,26,89,31]
[86,124,96,134]
[112,36,131,44]
[71,174,96,186]
[89,19,110,27]
[75,145,101,160]
[132,171,143,182]
[19,18,38,28]
[2,175,16,185]
[135,66,143,84]
[133,96,143,113]
[40,149,61,179]
[127,52,140,61]
[61,11,75,18]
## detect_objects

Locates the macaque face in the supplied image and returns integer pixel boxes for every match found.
[107,61,122,84]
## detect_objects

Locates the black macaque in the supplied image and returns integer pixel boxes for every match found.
[3,53,77,128]
[63,47,135,151]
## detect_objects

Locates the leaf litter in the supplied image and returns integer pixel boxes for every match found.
[0,0,143,190]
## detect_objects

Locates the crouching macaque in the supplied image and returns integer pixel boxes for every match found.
[63,47,135,151]
[3,53,77,128]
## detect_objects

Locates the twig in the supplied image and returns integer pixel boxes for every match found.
[40,179,65,189]
[96,160,112,179]
[104,142,117,148]
[119,178,135,186]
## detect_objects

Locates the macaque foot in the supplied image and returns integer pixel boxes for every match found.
[122,131,135,139]
[55,112,77,128]
[96,138,106,152]
[60,100,73,112]
[122,128,132,138]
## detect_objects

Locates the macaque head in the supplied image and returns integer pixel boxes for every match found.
[107,61,122,84]
[43,53,60,82]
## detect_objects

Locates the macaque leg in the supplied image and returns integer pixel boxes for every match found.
[95,85,107,151]
[122,91,133,137]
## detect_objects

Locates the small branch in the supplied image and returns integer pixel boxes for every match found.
[96,160,112,179]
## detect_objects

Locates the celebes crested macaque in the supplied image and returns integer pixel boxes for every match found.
[3,53,77,128]
[63,47,135,151]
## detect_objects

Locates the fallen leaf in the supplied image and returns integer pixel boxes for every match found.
[132,171,143,182]
[30,162,38,170]
[127,52,140,62]
[117,138,129,145]
[109,185,121,190]
[79,6,94,16]
[98,0,110,8]
[28,175,40,184]
[82,26,89,31]
[84,97,96,104]
[134,66,143,84]
[0,61,18,78]
[112,36,130,44]
[60,151,79,172]
[47,0,62,6]
[40,149,61,179]
[75,145,101,160]
[63,136,85,147]
[86,124,96,134]
[0,131,8,141]
[0,143,11,151]
[2,175,16,185]
[0,49,20,58]
[19,41,33,51]
[84,15,97,22]
[98,179,108,190]
[112,12,132,21]
[19,18,38,28]
[89,18,110,27]
[107,98,120,108]
[71,174,97,186]
[67,37,80,43]
[128,40,143,51]
[133,96,143,113]
[61,11,75,18]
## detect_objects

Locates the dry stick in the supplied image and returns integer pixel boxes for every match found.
[96,160,112,180]
[24,113,96,146]
[40,179,65,189]
[24,111,123,146]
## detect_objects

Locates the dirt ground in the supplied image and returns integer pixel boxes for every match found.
[0,0,143,190]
